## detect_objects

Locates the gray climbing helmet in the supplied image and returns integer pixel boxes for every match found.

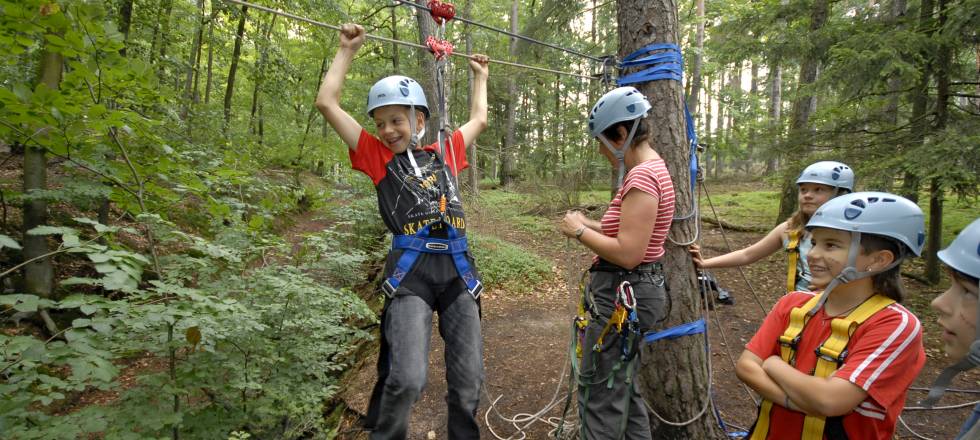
[938,218,980,280]
[587,86,651,138]
[922,218,980,408]
[796,161,855,193]
[366,75,429,118]
[802,192,924,317]
[807,191,925,257]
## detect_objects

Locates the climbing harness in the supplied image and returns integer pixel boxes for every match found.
[383,194,483,299]
[748,294,895,440]
[785,229,802,292]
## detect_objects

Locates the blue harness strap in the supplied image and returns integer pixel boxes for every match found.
[382,219,483,299]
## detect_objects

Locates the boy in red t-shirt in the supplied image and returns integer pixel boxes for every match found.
[736,192,926,440]
[315,23,489,440]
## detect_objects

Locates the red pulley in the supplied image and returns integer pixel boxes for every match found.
[427,0,456,25]
[425,35,454,60]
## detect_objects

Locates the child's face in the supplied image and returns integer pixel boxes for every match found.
[372,105,425,154]
[806,227,883,288]
[931,269,979,361]
[798,182,836,216]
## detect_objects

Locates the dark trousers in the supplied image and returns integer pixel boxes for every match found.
[366,253,484,440]
[578,262,668,440]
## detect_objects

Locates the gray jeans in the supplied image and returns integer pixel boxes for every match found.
[366,253,484,440]
[578,264,668,440]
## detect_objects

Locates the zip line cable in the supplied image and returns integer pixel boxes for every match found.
[224,0,600,80]
[392,0,607,63]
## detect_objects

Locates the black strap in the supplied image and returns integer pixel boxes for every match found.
[590,258,663,274]
[825,416,849,440]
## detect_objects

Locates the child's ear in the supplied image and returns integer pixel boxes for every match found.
[869,249,896,272]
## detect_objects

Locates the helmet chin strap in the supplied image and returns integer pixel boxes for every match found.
[597,118,642,190]
[406,103,423,178]
[921,279,980,408]
[808,231,905,316]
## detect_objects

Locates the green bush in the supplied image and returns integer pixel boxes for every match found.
[468,233,552,295]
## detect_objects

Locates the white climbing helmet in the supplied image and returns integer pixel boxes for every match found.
[587,86,651,138]
[366,75,429,118]
[938,218,980,280]
[807,191,925,257]
[796,161,855,193]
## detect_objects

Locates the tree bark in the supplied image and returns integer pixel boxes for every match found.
[249,15,276,137]
[617,0,723,437]
[182,0,206,119]
[501,0,520,187]
[924,0,951,284]
[117,0,134,57]
[22,38,63,301]
[687,0,705,111]
[903,0,935,203]
[223,5,248,134]
[205,13,216,105]
[777,0,831,224]
[463,0,478,194]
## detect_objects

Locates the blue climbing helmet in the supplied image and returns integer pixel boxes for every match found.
[587,86,651,138]
[938,218,980,280]
[366,75,429,118]
[807,191,925,257]
[796,161,855,193]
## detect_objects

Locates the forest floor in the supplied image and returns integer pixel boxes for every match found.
[334,181,978,440]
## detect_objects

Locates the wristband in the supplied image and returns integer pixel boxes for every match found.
[574,226,586,239]
[784,395,791,410]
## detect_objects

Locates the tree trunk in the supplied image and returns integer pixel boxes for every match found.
[155,0,174,79]
[617,0,722,437]
[903,0,936,203]
[250,16,276,136]
[777,0,831,224]
[414,0,439,146]
[463,0,478,194]
[205,13,216,105]
[223,5,248,134]
[22,38,63,301]
[390,6,400,71]
[924,0,951,284]
[748,60,759,167]
[117,0,134,57]
[687,0,705,111]
[182,0,206,119]
[501,0,520,187]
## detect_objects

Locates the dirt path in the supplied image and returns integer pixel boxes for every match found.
[337,204,977,439]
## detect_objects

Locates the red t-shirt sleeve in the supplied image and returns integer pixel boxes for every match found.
[834,305,925,408]
[349,129,392,185]
[745,293,805,359]
[424,130,468,175]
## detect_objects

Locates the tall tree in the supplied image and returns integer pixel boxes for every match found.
[687,0,705,111]
[501,0,520,186]
[924,0,953,283]
[414,0,439,145]
[223,5,248,133]
[618,0,722,437]
[776,0,831,224]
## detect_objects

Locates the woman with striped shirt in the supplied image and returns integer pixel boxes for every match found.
[558,87,676,440]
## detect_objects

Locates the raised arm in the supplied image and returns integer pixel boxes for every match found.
[315,24,365,151]
[691,221,788,269]
[458,54,489,147]
[561,189,658,270]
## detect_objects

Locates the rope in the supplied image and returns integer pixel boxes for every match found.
[898,415,934,440]
[223,0,600,80]
[392,0,606,62]
[700,182,771,318]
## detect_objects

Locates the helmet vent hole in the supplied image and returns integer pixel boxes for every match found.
[868,197,879,203]
[850,200,866,208]
[845,207,863,220]
[883,198,896,202]
[626,104,636,113]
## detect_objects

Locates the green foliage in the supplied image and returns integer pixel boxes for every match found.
[468,232,552,295]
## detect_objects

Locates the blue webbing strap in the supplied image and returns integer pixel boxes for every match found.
[617,43,699,191]
[383,220,482,298]
[642,318,706,345]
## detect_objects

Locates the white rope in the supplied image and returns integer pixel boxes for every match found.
[904,400,980,411]
[898,415,934,440]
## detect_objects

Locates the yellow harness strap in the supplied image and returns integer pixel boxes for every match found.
[786,230,801,292]
[595,306,627,351]
[751,294,895,439]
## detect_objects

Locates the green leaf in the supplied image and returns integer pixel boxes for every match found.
[12,295,38,312]
[79,304,98,315]
[0,234,21,250]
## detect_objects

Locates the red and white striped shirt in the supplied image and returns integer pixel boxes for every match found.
[599,159,675,263]
[746,291,925,439]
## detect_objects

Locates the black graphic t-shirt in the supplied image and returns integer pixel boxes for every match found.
[350,129,468,238]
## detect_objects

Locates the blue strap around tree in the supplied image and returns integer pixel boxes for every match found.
[642,319,706,345]
[617,43,698,191]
